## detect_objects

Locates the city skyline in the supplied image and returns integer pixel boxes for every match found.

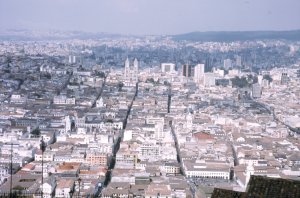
[0,0,300,35]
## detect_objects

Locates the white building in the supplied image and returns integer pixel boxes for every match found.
[161,63,176,73]
[183,159,230,180]
[224,59,232,69]
[53,95,75,105]
[203,73,216,87]
[194,64,205,83]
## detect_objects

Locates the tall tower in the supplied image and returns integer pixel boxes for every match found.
[133,58,138,71]
[125,57,130,74]
[194,64,205,83]
[124,58,139,87]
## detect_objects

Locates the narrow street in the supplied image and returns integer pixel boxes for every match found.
[103,83,138,188]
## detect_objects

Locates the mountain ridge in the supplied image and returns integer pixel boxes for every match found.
[172,30,300,42]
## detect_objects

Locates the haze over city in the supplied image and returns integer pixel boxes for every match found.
[1,0,300,35]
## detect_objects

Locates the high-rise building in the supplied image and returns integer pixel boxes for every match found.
[68,55,76,64]
[236,55,242,67]
[182,64,192,77]
[124,57,139,87]
[194,64,205,83]
[161,63,176,73]
[205,58,212,72]
[224,59,232,70]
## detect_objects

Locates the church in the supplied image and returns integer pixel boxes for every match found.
[124,57,139,87]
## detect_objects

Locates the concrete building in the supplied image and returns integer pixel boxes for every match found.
[161,63,176,73]
[194,64,205,83]
[182,64,192,77]
[224,59,232,70]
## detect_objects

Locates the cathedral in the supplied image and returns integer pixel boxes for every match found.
[124,57,139,87]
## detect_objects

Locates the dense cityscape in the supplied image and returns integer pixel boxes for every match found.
[0,31,300,197]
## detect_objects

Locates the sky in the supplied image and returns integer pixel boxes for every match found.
[0,0,300,35]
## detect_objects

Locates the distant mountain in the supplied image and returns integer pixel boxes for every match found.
[0,29,123,41]
[172,30,300,42]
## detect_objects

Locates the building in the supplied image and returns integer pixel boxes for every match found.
[159,162,181,175]
[55,179,74,198]
[224,59,232,70]
[182,64,192,77]
[194,64,205,83]
[85,151,108,166]
[281,72,289,84]
[68,55,76,64]
[236,55,242,67]
[252,83,262,98]
[53,95,75,105]
[203,73,216,87]
[183,159,230,180]
[161,63,176,73]
[124,57,139,87]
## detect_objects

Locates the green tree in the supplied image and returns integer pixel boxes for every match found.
[263,74,273,82]
[31,128,40,136]
[118,82,124,91]
[146,78,155,84]
[96,71,105,78]
[231,76,249,88]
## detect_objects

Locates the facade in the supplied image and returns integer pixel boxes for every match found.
[85,152,108,165]
[182,64,192,77]
[224,59,232,69]
[203,73,216,87]
[115,147,138,169]
[236,55,242,67]
[55,179,74,198]
[194,64,205,83]
[281,72,289,84]
[160,162,181,175]
[252,83,262,98]
[124,57,139,87]
[183,160,230,180]
[161,63,176,73]
[53,95,75,105]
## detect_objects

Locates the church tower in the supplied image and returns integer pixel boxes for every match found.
[124,57,139,87]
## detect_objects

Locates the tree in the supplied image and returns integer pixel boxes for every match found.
[96,71,105,78]
[164,81,171,86]
[263,74,273,82]
[31,128,40,137]
[231,76,249,88]
[146,78,155,84]
[118,82,124,91]
[106,119,114,123]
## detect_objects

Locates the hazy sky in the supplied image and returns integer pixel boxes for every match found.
[0,0,300,35]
